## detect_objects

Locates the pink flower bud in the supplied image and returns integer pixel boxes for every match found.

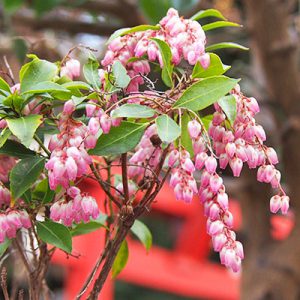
[188,120,201,139]
[86,103,96,117]
[209,174,223,193]
[281,196,290,214]
[65,157,78,181]
[67,186,81,198]
[225,143,236,158]
[181,158,195,173]
[168,150,179,167]
[208,220,224,236]
[212,233,227,252]
[219,153,229,169]
[63,100,75,115]
[204,156,217,174]
[100,114,112,134]
[199,53,210,69]
[217,192,229,210]
[209,203,220,220]
[195,152,208,170]
[183,187,193,203]
[88,117,100,135]
[235,241,244,259]
[229,157,243,177]
[266,147,279,165]
[270,195,282,213]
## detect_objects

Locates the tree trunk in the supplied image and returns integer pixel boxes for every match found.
[241,0,300,299]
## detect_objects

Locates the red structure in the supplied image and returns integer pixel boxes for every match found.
[52,177,293,299]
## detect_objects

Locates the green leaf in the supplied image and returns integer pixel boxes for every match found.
[0,239,11,257]
[0,77,11,93]
[83,58,100,90]
[0,128,11,148]
[206,42,249,52]
[112,104,156,118]
[89,122,147,156]
[3,0,23,13]
[201,114,213,130]
[0,140,36,158]
[156,115,181,143]
[36,220,72,253]
[6,115,42,148]
[112,240,129,278]
[62,81,91,91]
[181,112,194,157]
[131,220,152,252]
[33,178,55,204]
[173,76,239,111]
[20,58,58,93]
[10,156,45,200]
[202,21,240,32]
[218,95,237,125]
[21,81,70,95]
[21,189,32,204]
[191,8,227,21]
[112,61,131,89]
[107,25,160,44]
[71,215,108,236]
[150,38,173,87]
[192,53,230,79]
[2,94,24,112]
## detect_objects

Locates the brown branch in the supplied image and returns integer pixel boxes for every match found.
[121,153,129,203]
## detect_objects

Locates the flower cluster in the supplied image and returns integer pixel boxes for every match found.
[209,85,289,214]
[46,100,94,190]
[50,187,99,226]
[0,209,31,243]
[101,8,209,94]
[0,186,10,207]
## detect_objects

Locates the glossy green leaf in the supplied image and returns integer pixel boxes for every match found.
[156,115,181,143]
[0,128,11,148]
[191,8,227,21]
[2,94,24,111]
[20,58,58,93]
[173,76,238,111]
[6,115,42,148]
[201,114,213,130]
[33,178,55,204]
[218,95,237,125]
[21,189,32,204]
[112,240,129,278]
[22,81,70,95]
[62,81,91,90]
[112,104,156,118]
[0,239,11,257]
[0,140,36,158]
[10,156,45,199]
[150,38,173,87]
[206,42,249,52]
[37,220,72,253]
[192,53,230,79]
[202,21,241,32]
[131,220,152,252]
[0,77,11,93]
[107,25,160,44]
[83,58,100,90]
[71,215,108,236]
[112,61,131,89]
[181,112,194,157]
[89,122,147,156]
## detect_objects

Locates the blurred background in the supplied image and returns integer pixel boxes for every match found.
[0,0,300,299]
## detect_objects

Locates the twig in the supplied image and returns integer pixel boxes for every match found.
[3,56,15,85]
[121,153,129,203]
[1,267,10,300]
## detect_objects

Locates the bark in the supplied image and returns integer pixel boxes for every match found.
[242,0,300,299]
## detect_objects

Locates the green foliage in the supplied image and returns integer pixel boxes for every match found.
[218,95,237,125]
[202,21,241,32]
[131,220,152,252]
[206,42,249,52]
[173,76,239,111]
[192,53,230,79]
[33,179,55,204]
[10,156,45,200]
[20,57,58,93]
[156,115,181,143]
[0,128,11,148]
[0,140,36,158]
[150,38,173,87]
[71,215,108,236]
[0,239,11,258]
[112,240,129,278]
[0,77,11,94]
[83,57,101,90]
[191,8,227,21]
[112,61,131,89]
[89,122,147,156]
[112,104,156,119]
[37,220,72,253]
[6,115,43,148]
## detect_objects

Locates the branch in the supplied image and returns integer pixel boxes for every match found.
[121,153,129,203]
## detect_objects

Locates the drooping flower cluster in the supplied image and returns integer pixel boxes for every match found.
[46,100,94,190]
[0,210,31,243]
[101,8,209,95]
[50,187,99,226]
[209,85,289,214]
